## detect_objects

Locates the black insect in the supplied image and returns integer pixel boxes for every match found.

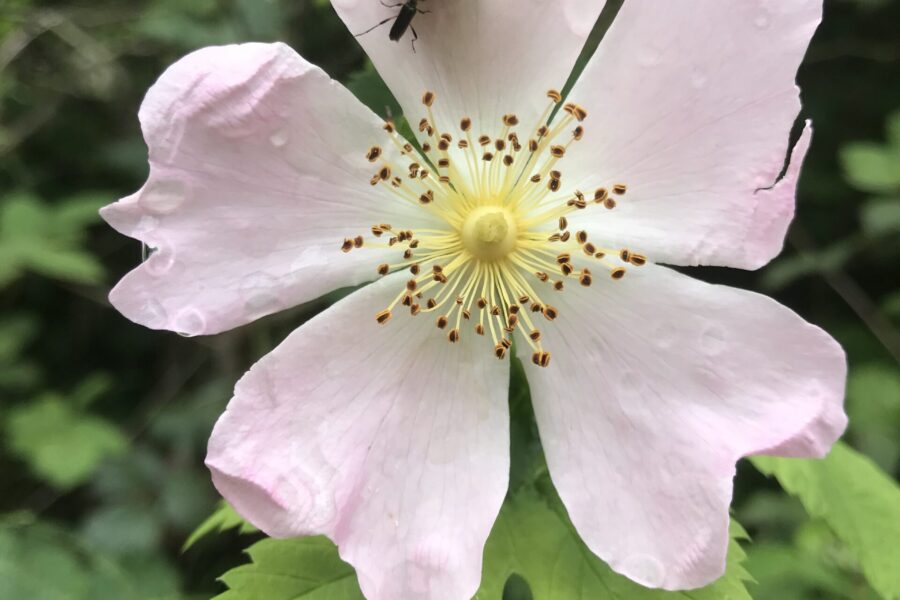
[356,1,430,50]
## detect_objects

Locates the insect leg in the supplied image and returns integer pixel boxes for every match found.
[410,25,418,52]
[355,16,395,38]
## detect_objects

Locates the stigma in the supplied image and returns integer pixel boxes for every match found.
[340,90,646,367]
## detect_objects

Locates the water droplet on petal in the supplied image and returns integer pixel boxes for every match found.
[290,246,328,281]
[139,180,186,215]
[621,554,665,587]
[142,239,176,277]
[142,298,168,329]
[691,67,708,89]
[269,129,289,148]
[240,271,285,320]
[175,308,206,337]
[701,326,727,356]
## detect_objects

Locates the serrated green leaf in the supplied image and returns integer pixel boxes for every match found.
[475,489,752,600]
[183,501,257,551]
[752,442,900,600]
[5,395,127,488]
[214,536,364,600]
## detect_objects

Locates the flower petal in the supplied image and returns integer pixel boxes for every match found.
[524,264,846,589]
[330,0,606,138]
[102,42,438,335]
[207,273,510,600]
[564,1,821,269]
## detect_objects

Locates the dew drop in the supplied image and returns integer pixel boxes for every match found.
[240,271,284,320]
[700,326,727,356]
[690,67,708,89]
[269,128,289,148]
[174,308,206,337]
[621,554,665,588]
[142,240,176,277]
[142,299,169,329]
[290,246,328,281]
[139,180,186,215]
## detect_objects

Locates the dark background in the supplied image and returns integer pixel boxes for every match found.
[1,1,898,598]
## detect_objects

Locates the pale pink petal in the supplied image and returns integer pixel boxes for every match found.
[330,0,606,141]
[563,1,821,270]
[524,264,846,589]
[102,42,438,335]
[207,273,509,600]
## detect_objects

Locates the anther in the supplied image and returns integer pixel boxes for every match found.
[482,152,495,162]
[550,145,566,158]
[479,135,491,146]
[543,305,558,320]
[613,183,628,195]
[495,139,506,152]
[410,303,421,316]
[630,254,647,266]
[556,253,570,264]
[427,298,437,309]
[576,230,587,244]
[475,324,485,336]
[559,217,568,230]
[532,351,551,368]
[402,294,413,307]
[547,89,562,103]
[583,243,596,255]
[611,268,627,280]
[383,121,395,133]
[604,197,617,210]
[518,295,530,304]
[376,309,392,325]
[448,329,460,343]
[503,155,514,166]
[495,344,507,359]
[366,146,382,162]
[536,272,549,282]
[573,126,584,140]
[438,139,450,151]
[341,239,354,253]
[379,166,391,181]
[503,114,520,126]
[560,231,571,242]
[410,264,420,275]
[403,249,413,260]
[407,279,418,292]
[594,188,608,202]
[548,178,561,192]
[377,264,390,276]
[436,315,449,329]
[460,118,472,131]
[529,139,539,152]
[530,330,542,342]
[477,297,487,309]
[553,280,564,291]
[419,191,434,204]
[530,173,542,183]
[579,271,593,287]
[561,263,574,276]
[620,249,632,262]
[438,158,450,168]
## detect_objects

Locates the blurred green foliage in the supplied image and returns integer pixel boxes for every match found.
[1,0,899,599]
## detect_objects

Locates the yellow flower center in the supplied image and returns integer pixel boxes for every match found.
[341,90,646,367]
[461,207,517,261]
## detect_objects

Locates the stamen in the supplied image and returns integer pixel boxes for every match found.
[342,90,644,365]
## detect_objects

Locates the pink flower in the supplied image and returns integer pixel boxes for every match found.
[102,1,847,598]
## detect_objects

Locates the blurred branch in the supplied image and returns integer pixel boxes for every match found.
[790,226,900,366]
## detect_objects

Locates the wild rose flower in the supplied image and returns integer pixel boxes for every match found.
[102,1,847,598]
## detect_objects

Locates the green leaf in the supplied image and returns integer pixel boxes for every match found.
[860,198,900,237]
[214,536,364,600]
[752,442,900,600]
[0,517,140,600]
[5,394,127,488]
[840,143,900,193]
[183,501,257,551]
[476,489,752,600]
[846,364,900,472]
